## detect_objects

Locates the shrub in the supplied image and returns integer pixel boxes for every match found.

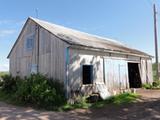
[142,83,153,89]
[1,75,21,93]
[0,74,66,110]
[152,80,160,88]
[14,74,66,110]
[142,81,160,89]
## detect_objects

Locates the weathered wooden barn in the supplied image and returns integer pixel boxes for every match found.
[8,17,153,98]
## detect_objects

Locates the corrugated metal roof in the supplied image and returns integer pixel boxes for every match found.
[30,17,151,58]
[8,17,152,58]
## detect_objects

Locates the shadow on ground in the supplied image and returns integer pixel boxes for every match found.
[1,98,160,120]
[1,89,160,120]
[88,98,160,120]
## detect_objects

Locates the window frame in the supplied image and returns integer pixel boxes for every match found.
[25,33,35,51]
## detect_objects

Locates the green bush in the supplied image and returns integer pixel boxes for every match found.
[142,81,160,89]
[1,75,21,93]
[142,83,153,89]
[152,80,160,88]
[0,74,66,110]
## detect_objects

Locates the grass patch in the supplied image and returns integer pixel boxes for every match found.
[62,92,139,111]
[0,74,139,111]
[92,92,139,108]
[142,83,153,89]
[142,80,160,89]
[62,97,92,111]
[0,72,9,77]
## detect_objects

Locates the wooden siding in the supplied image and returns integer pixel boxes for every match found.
[68,48,104,92]
[9,20,36,77]
[39,28,68,82]
[139,59,153,84]
[9,20,69,84]
[146,59,153,83]
[104,58,129,94]
[68,47,153,95]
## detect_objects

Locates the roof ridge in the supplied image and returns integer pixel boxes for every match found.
[29,17,128,46]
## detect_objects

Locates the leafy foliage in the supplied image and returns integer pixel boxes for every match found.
[0,74,66,110]
[0,74,139,111]
[142,83,153,89]
[1,75,21,93]
[142,80,160,89]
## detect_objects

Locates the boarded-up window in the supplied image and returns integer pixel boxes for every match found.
[83,65,93,84]
[25,34,34,50]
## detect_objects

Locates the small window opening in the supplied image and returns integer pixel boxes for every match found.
[82,65,93,84]
[25,34,34,50]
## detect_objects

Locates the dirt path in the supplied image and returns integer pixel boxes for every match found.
[1,89,160,120]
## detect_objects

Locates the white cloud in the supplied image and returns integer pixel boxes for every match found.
[0,20,13,25]
[0,64,9,72]
[0,20,25,26]
[0,30,16,37]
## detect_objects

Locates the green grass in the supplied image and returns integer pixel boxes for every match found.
[142,80,160,89]
[62,92,139,111]
[142,83,153,89]
[91,92,139,108]
[0,74,139,111]
[0,72,9,77]
[62,97,91,111]
[0,89,139,111]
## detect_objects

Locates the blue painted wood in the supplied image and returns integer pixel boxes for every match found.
[65,47,69,98]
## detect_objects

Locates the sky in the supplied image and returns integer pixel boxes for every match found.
[0,0,159,71]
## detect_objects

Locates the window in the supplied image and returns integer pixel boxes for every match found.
[25,34,34,50]
[82,65,93,84]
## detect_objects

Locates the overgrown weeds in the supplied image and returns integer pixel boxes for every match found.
[0,74,139,111]
[0,74,66,110]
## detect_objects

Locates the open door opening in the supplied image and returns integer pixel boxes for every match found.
[128,63,142,88]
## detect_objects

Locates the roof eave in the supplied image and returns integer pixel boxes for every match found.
[69,44,153,59]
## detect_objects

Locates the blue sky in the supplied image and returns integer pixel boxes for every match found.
[0,0,159,71]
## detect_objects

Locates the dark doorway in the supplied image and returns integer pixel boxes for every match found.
[82,65,93,84]
[128,63,142,88]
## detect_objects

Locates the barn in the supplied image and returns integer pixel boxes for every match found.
[7,17,153,99]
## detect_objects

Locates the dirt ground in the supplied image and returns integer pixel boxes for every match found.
[1,89,160,120]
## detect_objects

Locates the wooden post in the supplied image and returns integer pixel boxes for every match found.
[37,25,40,73]
[153,4,159,79]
